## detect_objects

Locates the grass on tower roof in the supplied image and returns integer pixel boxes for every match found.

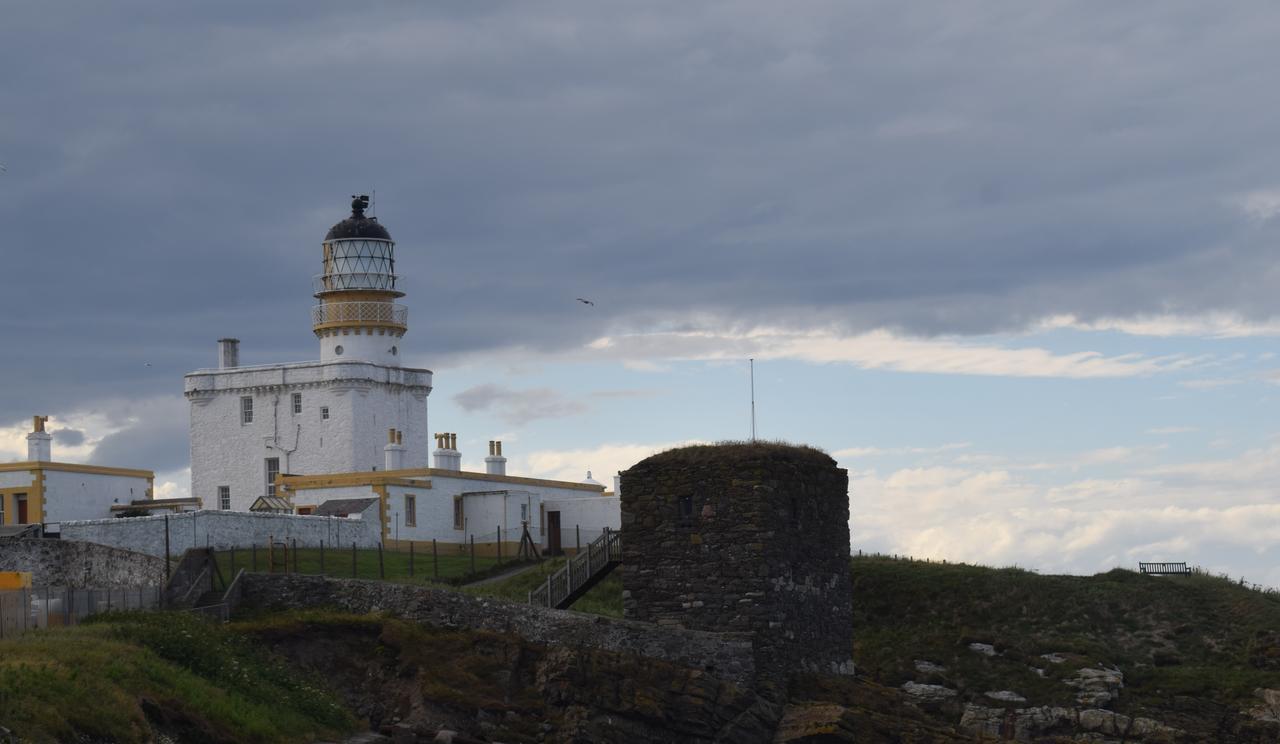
[628,440,835,470]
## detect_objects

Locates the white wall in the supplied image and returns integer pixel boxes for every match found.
[60,508,381,558]
[186,360,431,511]
[42,469,151,522]
[0,471,34,489]
[542,495,621,550]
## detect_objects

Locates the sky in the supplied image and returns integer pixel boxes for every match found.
[5,1,1280,585]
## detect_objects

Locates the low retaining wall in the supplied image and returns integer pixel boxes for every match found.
[240,574,757,688]
[59,510,381,558]
[0,539,166,587]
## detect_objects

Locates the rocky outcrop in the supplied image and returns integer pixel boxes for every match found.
[1066,666,1124,707]
[959,703,1181,742]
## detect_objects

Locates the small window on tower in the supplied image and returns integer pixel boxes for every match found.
[320,406,330,421]
[218,486,230,511]
[678,495,693,526]
[405,494,416,527]
[292,392,302,414]
[240,396,253,424]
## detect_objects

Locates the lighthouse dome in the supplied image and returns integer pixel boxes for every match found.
[325,195,392,241]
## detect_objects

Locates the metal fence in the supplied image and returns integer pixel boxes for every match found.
[0,586,162,638]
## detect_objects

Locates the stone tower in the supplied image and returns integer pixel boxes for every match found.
[620,443,853,678]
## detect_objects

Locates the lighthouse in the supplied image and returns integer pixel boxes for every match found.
[184,197,433,511]
[313,195,407,366]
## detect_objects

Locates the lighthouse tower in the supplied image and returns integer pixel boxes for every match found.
[185,196,432,511]
[313,195,407,366]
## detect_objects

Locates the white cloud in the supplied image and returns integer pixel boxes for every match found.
[585,328,1197,379]
[1180,378,1242,390]
[1039,313,1280,339]
[1146,426,1198,435]
[512,439,708,486]
[1235,188,1280,222]
[834,442,970,458]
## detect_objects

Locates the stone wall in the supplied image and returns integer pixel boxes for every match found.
[60,509,380,558]
[239,573,757,689]
[620,443,854,678]
[0,539,166,587]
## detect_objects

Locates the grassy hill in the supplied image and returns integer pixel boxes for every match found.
[853,556,1280,707]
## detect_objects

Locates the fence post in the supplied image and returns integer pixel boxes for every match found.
[470,535,475,575]
[252,543,258,572]
[230,546,236,578]
[497,525,502,564]
[320,540,325,575]
[432,539,438,580]
[291,538,298,574]
[378,542,385,580]
[268,535,274,575]
[352,542,357,579]
[576,524,581,553]
[164,515,171,584]
[409,541,415,578]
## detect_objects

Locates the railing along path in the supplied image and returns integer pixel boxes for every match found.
[529,528,621,610]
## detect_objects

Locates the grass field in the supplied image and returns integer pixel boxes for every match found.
[0,611,355,743]
[213,546,502,587]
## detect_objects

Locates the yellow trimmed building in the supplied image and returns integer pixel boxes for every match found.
[0,416,191,528]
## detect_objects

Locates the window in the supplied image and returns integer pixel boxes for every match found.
[265,457,280,498]
[292,392,302,414]
[678,495,693,525]
[404,494,416,527]
[240,396,253,424]
[453,496,464,530]
[218,486,231,511]
[0,495,5,525]
[320,406,330,420]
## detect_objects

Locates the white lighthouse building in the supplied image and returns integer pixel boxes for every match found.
[185,196,433,511]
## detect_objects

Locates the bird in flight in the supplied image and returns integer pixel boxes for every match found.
[576,298,594,306]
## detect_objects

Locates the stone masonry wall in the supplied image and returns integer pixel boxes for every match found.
[0,539,166,587]
[620,443,854,678]
[60,509,380,558]
[239,573,757,689]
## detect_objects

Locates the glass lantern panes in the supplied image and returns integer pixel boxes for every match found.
[316,238,398,292]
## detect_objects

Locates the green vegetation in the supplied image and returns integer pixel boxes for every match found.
[634,439,833,468]
[853,555,1280,714]
[0,611,355,743]
[213,545,500,586]
[464,557,623,617]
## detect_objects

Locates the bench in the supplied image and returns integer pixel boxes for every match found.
[1139,562,1191,575]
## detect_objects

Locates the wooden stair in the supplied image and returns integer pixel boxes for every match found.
[529,528,621,610]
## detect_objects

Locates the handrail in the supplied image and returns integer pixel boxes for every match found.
[529,529,621,609]
[178,565,211,606]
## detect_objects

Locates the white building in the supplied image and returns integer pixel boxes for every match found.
[185,196,432,512]
[186,196,619,552]
[1,416,195,529]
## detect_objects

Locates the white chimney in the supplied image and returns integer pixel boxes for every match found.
[27,416,51,462]
[432,432,462,471]
[384,428,406,471]
[485,440,507,476]
[613,473,622,496]
[218,338,240,369]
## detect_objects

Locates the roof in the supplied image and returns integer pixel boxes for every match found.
[249,496,294,512]
[325,196,392,241]
[313,498,378,517]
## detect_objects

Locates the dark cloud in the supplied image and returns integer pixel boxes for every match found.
[4,2,1280,413]
[454,384,587,426]
[88,418,189,473]
[52,428,85,447]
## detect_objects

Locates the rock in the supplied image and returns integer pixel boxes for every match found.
[900,682,958,703]
[913,659,947,675]
[1039,652,1066,664]
[984,690,1027,703]
[968,642,997,657]
[1066,667,1123,708]
[772,702,856,742]
[1248,688,1280,723]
